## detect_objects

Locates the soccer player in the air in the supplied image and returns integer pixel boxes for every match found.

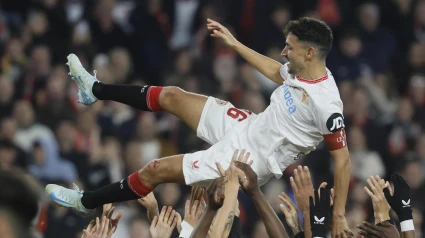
[47,17,351,237]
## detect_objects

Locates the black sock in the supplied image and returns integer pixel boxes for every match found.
[81,178,140,209]
[92,82,152,111]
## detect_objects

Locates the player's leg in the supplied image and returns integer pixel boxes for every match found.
[94,84,208,131]
[67,53,207,131]
[45,154,185,213]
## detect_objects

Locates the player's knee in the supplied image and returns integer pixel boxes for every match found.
[138,159,169,186]
[159,86,184,109]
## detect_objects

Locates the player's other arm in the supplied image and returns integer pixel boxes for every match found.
[207,19,284,85]
[328,146,350,218]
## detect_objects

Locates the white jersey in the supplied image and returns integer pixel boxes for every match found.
[246,63,345,176]
[183,63,347,186]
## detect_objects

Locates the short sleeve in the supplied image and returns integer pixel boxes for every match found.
[279,63,289,82]
[314,101,347,151]
[314,101,344,135]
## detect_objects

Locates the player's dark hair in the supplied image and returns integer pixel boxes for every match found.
[284,17,333,59]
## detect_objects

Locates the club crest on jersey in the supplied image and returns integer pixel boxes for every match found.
[301,90,309,102]
[326,113,345,132]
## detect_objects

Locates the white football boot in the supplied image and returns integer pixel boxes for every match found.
[45,184,94,216]
[66,53,99,105]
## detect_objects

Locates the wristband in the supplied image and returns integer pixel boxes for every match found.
[400,219,415,232]
[179,221,194,238]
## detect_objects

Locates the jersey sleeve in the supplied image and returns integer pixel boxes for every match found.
[314,101,347,151]
[279,63,289,82]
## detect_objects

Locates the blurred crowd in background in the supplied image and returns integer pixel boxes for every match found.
[1,0,425,237]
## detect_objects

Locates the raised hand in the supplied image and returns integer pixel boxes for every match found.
[138,192,159,223]
[358,221,400,238]
[383,173,413,224]
[184,199,205,227]
[207,177,226,211]
[82,216,115,238]
[290,166,314,213]
[279,192,302,235]
[216,149,252,179]
[234,160,259,197]
[190,187,205,208]
[102,204,122,232]
[206,18,238,47]
[364,175,391,223]
[149,206,178,238]
[310,188,331,238]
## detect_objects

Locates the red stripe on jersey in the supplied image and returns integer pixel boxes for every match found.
[323,128,347,151]
[296,74,328,84]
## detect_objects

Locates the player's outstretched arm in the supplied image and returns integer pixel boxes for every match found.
[207,18,284,85]
[234,161,289,238]
[329,147,351,238]
[190,177,226,238]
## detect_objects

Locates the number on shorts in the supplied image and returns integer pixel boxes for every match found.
[227,108,252,122]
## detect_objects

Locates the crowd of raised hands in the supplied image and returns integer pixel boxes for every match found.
[79,150,416,238]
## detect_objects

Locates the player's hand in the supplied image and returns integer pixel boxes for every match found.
[184,198,205,227]
[101,204,122,232]
[358,221,400,238]
[279,192,302,235]
[331,216,351,238]
[290,166,314,213]
[234,160,260,197]
[207,18,238,47]
[82,216,116,238]
[207,177,226,211]
[138,192,159,223]
[216,149,253,185]
[190,187,205,207]
[364,176,391,222]
[149,206,178,238]
[383,173,413,223]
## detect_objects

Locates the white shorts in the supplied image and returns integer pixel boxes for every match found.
[182,97,276,187]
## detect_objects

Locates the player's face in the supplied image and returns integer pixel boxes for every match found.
[281,33,307,75]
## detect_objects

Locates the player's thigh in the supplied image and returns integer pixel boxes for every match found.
[159,87,208,132]
[197,97,255,144]
[139,154,186,187]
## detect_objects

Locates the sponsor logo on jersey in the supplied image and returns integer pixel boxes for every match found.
[326,113,345,132]
[215,98,228,106]
[337,129,346,147]
[282,84,296,114]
